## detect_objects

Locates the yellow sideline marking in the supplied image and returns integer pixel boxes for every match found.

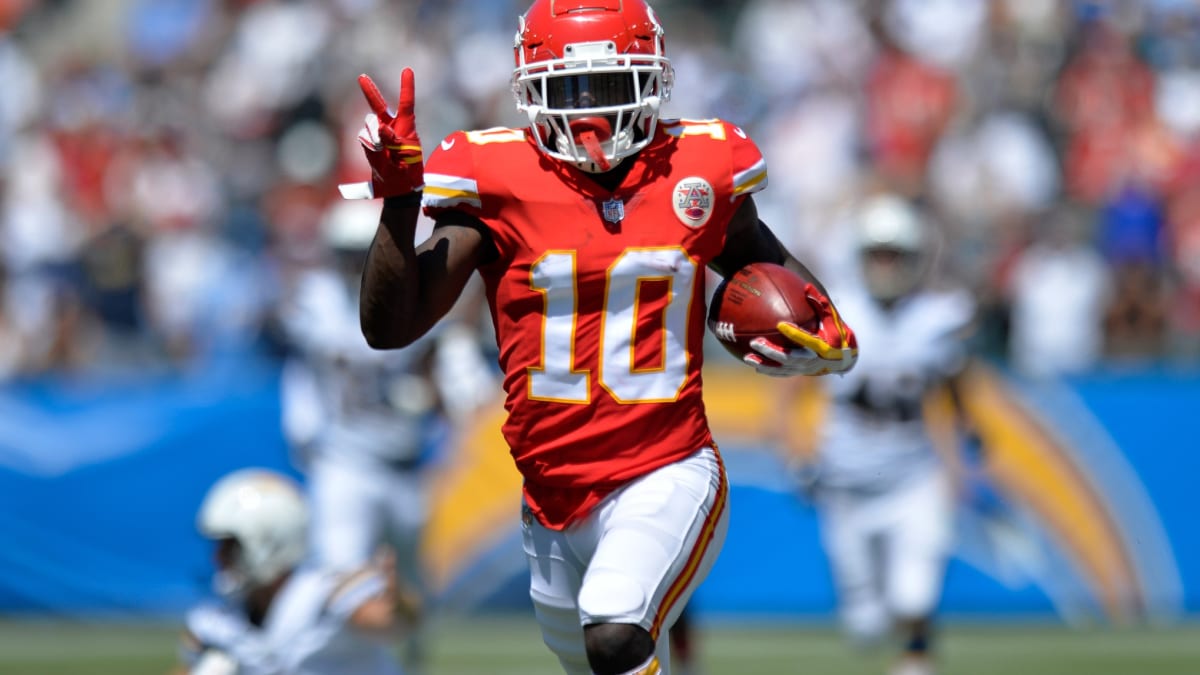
[956,367,1140,621]
[421,400,518,591]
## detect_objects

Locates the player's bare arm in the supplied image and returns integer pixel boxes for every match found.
[360,204,488,349]
[710,194,829,296]
[713,195,857,376]
[343,68,492,349]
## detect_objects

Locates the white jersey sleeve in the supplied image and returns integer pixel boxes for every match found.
[266,567,403,675]
[185,603,282,674]
[324,567,389,621]
[905,288,976,378]
[190,650,240,675]
[278,266,439,466]
[184,568,402,675]
[815,286,976,491]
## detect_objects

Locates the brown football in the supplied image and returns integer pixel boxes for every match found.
[707,262,819,362]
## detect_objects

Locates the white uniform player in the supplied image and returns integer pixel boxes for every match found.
[281,205,486,565]
[181,469,405,675]
[806,195,974,675]
[278,248,436,578]
[278,202,493,672]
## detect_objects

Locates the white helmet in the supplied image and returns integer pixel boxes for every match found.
[197,469,308,594]
[512,0,673,173]
[854,193,929,302]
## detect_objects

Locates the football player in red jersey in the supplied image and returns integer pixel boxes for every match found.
[343,2,857,673]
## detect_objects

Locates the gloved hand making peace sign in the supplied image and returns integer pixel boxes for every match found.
[339,68,424,200]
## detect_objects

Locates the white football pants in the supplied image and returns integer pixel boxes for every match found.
[307,455,429,588]
[523,447,729,675]
[818,466,951,645]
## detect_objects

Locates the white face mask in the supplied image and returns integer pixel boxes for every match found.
[861,247,924,302]
[514,50,671,171]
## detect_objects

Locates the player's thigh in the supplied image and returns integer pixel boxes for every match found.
[578,447,729,641]
[818,490,880,595]
[382,470,430,584]
[307,458,384,569]
[382,468,429,531]
[819,491,891,640]
[522,507,591,675]
[883,470,952,618]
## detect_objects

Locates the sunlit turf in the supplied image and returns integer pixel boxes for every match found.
[0,615,1196,674]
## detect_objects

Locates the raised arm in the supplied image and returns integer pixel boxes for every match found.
[342,69,491,349]
[360,203,490,349]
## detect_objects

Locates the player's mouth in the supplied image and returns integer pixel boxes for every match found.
[568,116,613,171]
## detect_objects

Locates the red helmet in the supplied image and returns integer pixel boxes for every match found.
[513,0,673,172]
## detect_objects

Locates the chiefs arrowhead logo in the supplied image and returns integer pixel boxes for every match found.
[672,177,714,228]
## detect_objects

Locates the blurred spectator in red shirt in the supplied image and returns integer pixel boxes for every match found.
[1055,17,1159,204]
[864,11,959,196]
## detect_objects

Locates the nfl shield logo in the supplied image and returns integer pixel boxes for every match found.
[672,177,714,227]
[602,198,625,224]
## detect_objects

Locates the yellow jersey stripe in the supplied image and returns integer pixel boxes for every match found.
[422,185,482,209]
[733,164,768,197]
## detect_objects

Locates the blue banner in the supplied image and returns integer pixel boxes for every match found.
[0,357,296,617]
[0,361,1196,620]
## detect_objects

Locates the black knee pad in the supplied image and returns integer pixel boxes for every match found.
[901,618,934,654]
[584,623,655,674]
[903,633,931,654]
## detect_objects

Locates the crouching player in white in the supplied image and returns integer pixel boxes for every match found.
[176,469,410,675]
[796,195,978,675]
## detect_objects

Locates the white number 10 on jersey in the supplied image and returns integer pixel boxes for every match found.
[529,247,697,404]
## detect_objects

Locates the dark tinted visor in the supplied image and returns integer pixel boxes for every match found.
[861,247,910,263]
[546,73,636,109]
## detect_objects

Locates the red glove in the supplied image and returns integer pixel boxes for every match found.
[746,283,858,377]
[339,68,423,200]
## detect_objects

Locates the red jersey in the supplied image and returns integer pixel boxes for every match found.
[422,119,768,529]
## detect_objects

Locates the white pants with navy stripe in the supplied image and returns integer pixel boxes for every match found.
[307,455,429,586]
[818,466,951,644]
[522,447,729,675]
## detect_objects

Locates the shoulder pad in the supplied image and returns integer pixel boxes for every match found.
[423,127,529,215]
[661,118,768,199]
[423,130,482,212]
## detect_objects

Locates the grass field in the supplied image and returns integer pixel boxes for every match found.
[1,615,1197,675]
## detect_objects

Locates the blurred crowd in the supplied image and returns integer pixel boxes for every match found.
[1,0,1198,381]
